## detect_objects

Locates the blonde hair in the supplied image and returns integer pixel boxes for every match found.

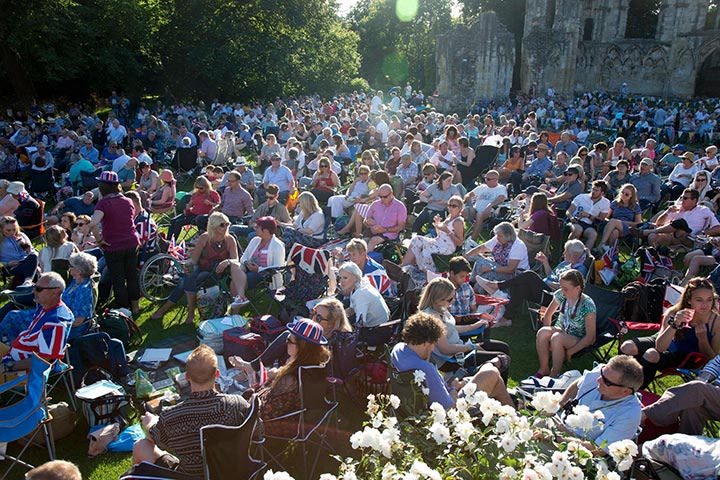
[207,211,230,232]
[418,277,455,311]
[298,191,321,218]
[315,297,352,334]
[194,175,212,193]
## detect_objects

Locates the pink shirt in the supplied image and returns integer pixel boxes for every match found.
[667,205,720,235]
[366,198,407,240]
[0,193,19,217]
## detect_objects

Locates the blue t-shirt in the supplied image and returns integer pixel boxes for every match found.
[391,342,452,409]
[61,197,95,216]
[609,200,641,223]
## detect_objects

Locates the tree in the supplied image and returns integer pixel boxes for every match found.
[348,0,452,93]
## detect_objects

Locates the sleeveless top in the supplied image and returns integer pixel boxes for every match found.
[669,314,717,354]
[316,174,335,192]
[197,237,231,272]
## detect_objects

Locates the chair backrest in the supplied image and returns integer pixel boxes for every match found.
[51,258,71,283]
[389,365,428,418]
[176,148,197,172]
[472,145,500,175]
[201,395,264,480]
[519,228,550,262]
[298,364,332,411]
[0,353,52,443]
[30,168,55,193]
[585,284,625,337]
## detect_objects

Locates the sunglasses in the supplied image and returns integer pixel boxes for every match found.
[379,193,391,199]
[622,192,631,197]
[682,196,695,200]
[218,222,229,228]
[600,367,630,390]
[312,310,329,322]
[485,176,498,181]
[33,284,59,292]
[697,178,708,182]
[266,195,277,200]
[564,172,576,176]
[448,203,461,209]
[76,222,86,227]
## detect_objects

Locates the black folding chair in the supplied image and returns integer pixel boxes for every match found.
[201,395,265,480]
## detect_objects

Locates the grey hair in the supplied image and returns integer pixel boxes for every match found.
[493,222,517,243]
[338,261,363,286]
[69,252,98,278]
[42,271,66,291]
[607,355,644,392]
[0,179,9,190]
[564,239,586,258]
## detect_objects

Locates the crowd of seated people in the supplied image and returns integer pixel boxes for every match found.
[5,88,720,477]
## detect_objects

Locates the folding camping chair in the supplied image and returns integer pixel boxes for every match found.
[120,462,196,480]
[0,354,56,480]
[201,394,265,480]
[260,364,340,479]
[577,284,626,363]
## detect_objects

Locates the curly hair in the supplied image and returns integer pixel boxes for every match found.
[402,312,446,346]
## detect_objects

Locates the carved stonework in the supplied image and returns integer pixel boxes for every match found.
[436,0,720,104]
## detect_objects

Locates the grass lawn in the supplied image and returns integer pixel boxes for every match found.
[7,294,668,480]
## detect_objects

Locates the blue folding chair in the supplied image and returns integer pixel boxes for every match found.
[0,353,55,480]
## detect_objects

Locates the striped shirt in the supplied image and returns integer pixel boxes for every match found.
[150,390,250,476]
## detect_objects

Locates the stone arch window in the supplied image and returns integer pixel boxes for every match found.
[624,0,660,39]
[583,18,594,41]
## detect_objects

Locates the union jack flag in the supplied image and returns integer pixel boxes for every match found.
[602,239,619,269]
[13,308,69,361]
[366,272,392,295]
[289,243,330,275]
[167,237,187,261]
[136,216,157,245]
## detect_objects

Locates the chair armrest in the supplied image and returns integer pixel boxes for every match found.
[0,372,28,394]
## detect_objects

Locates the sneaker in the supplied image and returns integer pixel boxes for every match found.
[493,317,513,328]
[230,296,250,308]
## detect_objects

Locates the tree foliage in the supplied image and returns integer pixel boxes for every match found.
[348,0,452,93]
[0,0,360,103]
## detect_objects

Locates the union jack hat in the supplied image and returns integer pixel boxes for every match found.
[96,170,120,184]
[287,318,328,345]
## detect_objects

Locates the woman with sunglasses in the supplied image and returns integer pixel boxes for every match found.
[310,157,341,204]
[401,195,465,272]
[228,318,331,437]
[70,215,96,251]
[595,183,642,253]
[419,277,510,378]
[602,159,631,198]
[152,212,238,324]
[167,176,219,241]
[311,297,358,379]
[620,277,720,389]
[413,171,460,234]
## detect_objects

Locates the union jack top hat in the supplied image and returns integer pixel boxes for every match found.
[96,170,120,184]
[287,318,328,345]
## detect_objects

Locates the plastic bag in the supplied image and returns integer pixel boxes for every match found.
[107,423,145,453]
[134,369,154,399]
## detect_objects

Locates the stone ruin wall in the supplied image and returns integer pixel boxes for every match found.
[435,0,720,112]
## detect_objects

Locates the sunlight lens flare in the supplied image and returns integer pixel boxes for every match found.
[396,0,418,22]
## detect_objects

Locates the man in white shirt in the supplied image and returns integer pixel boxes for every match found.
[567,180,611,248]
[370,90,383,115]
[111,148,131,173]
[429,141,455,171]
[106,119,127,145]
[464,170,507,239]
[389,91,401,113]
[375,116,389,143]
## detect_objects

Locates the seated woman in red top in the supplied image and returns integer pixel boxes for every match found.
[167,176,220,241]
[152,212,238,324]
[310,157,341,204]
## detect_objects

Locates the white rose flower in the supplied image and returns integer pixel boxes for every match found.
[608,439,638,472]
[521,468,539,480]
[565,405,604,432]
[568,465,584,480]
[389,394,401,410]
[410,459,442,480]
[421,387,430,396]
[495,416,511,433]
[319,475,338,480]
[455,421,474,443]
[596,472,621,480]
[381,463,397,480]
[264,471,295,480]
[500,433,518,452]
[428,422,451,445]
[350,426,382,450]
[531,391,562,415]
[460,381,477,396]
[430,402,446,424]
[499,466,517,480]
[413,369,426,386]
[342,470,358,480]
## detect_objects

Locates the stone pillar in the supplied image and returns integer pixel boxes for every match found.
[472,13,515,100]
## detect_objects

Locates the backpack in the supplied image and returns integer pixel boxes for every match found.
[77,368,132,428]
[621,278,667,326]
[249,315,286,343]
[68,331,129,386]
[97,309,142,349]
